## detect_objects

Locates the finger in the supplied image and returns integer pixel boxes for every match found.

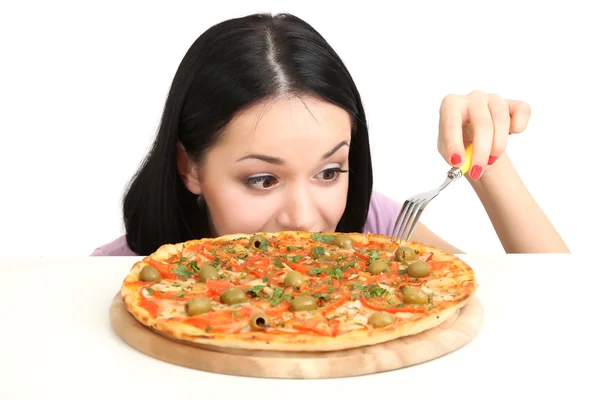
[438,94,467,167]
[507,99,531,134]
[486,94,510,165]
[466,91,494,179]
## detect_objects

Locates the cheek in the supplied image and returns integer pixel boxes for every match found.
[201,184,276,235]
[320,183,348,226]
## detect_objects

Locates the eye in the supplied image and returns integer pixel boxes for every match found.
[245,174,279,190]
[315,167,348,181]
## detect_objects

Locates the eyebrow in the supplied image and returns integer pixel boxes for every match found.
[236,140,349,164]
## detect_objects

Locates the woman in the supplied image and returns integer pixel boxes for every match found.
[91,13,569,256]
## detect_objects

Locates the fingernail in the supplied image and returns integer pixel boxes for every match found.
[450,153,462,165]
[488,156,497,165]
[470,164,483,180]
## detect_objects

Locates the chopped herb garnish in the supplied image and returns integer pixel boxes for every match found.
[311,232,335,243]
[313,293,331,300]
[313,246,326,257]
[287,255,302,263]
[173,264,193,280]
[245,285,266,297]
[325,267,344,279]
[364,285,387,298]
[269,287,292,306]
[187,260,199,272]
[258,239,269,251]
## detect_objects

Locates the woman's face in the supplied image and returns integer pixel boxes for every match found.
[181,95,352,237]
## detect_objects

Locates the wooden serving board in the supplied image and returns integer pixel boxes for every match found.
[109,293,483,379]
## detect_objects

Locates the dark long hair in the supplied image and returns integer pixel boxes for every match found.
[123,13,373,255]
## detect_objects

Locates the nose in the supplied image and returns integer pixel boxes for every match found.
[276,183,317,232]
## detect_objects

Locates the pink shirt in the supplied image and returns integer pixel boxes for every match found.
[90,191,401,256]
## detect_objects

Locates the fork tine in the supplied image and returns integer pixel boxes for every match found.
[392,198,421,242]
[398,198,426,241]
[391,199,412,242]
[390,146,472,243]
[405,198,431,241]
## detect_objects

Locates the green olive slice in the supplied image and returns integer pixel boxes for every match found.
[219,288,247,305]
[284,271,303,288]
[369,311,396,328]
[290,295,318,312]
[248,234,269,250]
[367,259,388,275]
[197,264,219,282]
[332,234,354,249]
[250,313,271,330]
[139,265,162,283]
[185,297,212,316]
[407,261,430,278]
[395,246,417,262]
[402,286,429,304]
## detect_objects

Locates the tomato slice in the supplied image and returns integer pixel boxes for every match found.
[288,262,313,275]
[139,298,159,318]
[205,279,233,296]
[238,255,270,278]
[186,307,253,329]
[291,315,331,336]
[264,301,290,316]
[147,259,178,279]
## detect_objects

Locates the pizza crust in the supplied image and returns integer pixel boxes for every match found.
[120,231,477,352]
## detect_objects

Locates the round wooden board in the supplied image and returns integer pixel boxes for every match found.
[109,293,483,379]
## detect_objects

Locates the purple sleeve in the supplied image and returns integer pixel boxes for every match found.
[90,247,107,256]
[89,235,138,256]
[363,191,402,236]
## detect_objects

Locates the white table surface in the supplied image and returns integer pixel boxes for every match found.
[1,254,598,399]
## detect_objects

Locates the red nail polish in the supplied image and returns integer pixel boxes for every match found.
[488,156,497,165]
[470,164,483,179]
[450,153,462,165]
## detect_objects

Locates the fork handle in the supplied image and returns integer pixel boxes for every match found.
[459,143,474,176]
[446,143,474,180]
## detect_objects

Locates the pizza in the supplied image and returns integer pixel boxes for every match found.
[120,231,477,352]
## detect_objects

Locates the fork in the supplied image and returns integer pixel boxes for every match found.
[390,144,474,243]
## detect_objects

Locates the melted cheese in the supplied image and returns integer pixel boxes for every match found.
[421,285,455,301]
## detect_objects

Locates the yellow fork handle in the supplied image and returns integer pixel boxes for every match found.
[459,143,474,176]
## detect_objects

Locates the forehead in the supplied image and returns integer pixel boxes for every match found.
[219,95,352,158]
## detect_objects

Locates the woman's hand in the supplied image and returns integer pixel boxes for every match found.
[437,90,531,179]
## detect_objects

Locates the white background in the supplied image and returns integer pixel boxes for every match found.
[1,0,597,256]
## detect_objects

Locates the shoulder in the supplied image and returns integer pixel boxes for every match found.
[90,235,139,256]
[363,191,402,236]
